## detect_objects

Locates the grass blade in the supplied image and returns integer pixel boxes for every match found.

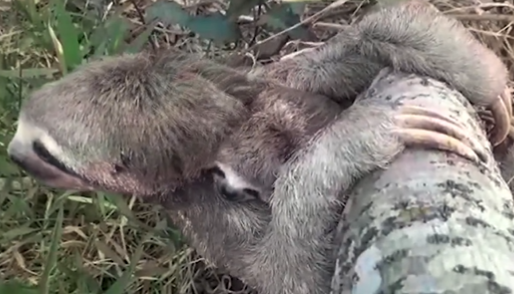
[39,205,64,294]
[52,0,83,69]
[123,22,156,54]
[102,233,150,294]
[47,24,67,75]
[0,68,59,79]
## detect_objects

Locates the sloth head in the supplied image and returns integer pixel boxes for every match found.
[7,51,251,198]
[207,163,268,203]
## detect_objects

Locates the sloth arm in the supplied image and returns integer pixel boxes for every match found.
[244,68,488,294]
[260,0,511,146]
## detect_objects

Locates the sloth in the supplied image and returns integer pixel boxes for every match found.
[7,51,489,294]
[6,1,512,294]
[255,0,511,146]
[209,0,512,204]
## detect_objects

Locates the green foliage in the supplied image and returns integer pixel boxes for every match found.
[147,1,242,44]
[147,0,315,44]
[188,12,242,44]
[145,0,190,26]
[50,0,82,73]
[0,280,39,294]
[258,2,312,40]
[226,0,264,21]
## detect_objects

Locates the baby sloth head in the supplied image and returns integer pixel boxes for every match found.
[208,162,268,203]
[209,125,299,204]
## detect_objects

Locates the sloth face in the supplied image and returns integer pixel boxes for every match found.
[207,163,266,203]
[7,118,176,197]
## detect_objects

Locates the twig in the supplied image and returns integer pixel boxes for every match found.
[449,13,514,22]
[243,0,350,54]
[249,3,264,46]
[313,22,347,30]
[279,47,317,61]
[127,0,157,51]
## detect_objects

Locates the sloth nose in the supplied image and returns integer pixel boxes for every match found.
[7,141,53,182]
[219,184,240,201]
[7,140,50,180]
[7,139,28,163]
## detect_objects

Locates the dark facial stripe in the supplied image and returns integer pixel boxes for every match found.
[32,140,81,178]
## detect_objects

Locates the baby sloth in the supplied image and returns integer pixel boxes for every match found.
[212,0,514,204]
[210,86,488,204]
[209,86,341,203]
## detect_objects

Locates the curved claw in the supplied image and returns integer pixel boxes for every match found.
[472,88,512,147]
[397,105,465,128]
[394,105,487,163]
[492,119,514,154]
[502,88,512,118]
[395,129,480,163]
[488,88,512,146]
[505,118,514,143]
[502,88,514,145]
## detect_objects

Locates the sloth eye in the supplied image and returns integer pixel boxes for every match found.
[242,188,260,200]
[33,141,66,170]
[32,140,78,177]
[206,166,225,178]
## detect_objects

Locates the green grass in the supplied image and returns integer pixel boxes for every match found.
[0,1,232,293]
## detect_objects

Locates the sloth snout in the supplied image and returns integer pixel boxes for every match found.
[7,139,28,164]
[7,138,90,191]
[219,184,240,201]
[7,139,58,183]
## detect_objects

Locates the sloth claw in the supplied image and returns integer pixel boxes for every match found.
[395,105,465,128]
[394,105,487,163]
[488,88,512,146]
[502,88,512,118]
[478,88,513,146]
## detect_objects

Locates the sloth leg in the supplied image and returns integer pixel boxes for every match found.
[488,88,512,146]
[393,105,488,163]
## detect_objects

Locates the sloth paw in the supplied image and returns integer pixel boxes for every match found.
[393,105,488,163]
